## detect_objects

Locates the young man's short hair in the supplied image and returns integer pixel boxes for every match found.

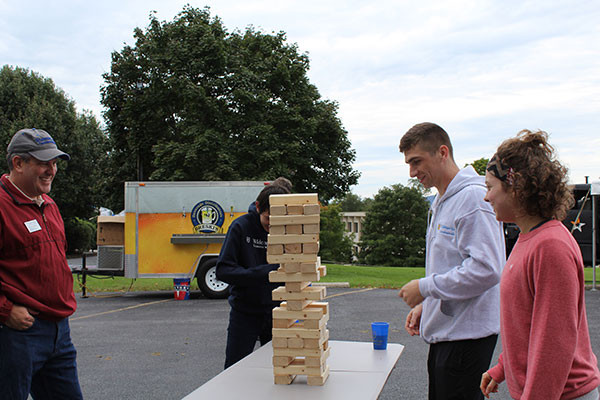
[256,184,290,214]
[399,122,454,158]
[271,177,292,193]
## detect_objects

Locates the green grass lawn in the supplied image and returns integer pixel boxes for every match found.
[72,264,426,294]
[72,264,600,294]
[319,264,425,289]
[73,274,180,294]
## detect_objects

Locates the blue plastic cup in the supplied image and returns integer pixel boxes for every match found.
[371,322,389,350]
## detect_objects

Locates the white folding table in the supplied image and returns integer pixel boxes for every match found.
[183,340,404,400]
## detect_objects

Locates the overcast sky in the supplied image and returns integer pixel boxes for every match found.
[1,0,599,198]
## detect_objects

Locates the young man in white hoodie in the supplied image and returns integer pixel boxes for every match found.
[398,122,505,400]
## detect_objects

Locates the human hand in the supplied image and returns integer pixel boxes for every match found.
[399,279,424,308]
[405,303,422,336]
[4,304,37,330]
[480,372,498,398]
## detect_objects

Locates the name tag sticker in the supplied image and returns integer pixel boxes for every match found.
[24,219,42,233]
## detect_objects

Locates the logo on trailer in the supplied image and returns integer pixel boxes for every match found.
[191,200,225,233]
[570,218,586,233]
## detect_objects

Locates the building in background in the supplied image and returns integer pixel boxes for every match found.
[341,212,366,258]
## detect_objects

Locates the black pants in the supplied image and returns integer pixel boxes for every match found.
[428,334,498,400]
[224,307,272,369]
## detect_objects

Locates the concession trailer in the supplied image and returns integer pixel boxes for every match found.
[92,181,268,299]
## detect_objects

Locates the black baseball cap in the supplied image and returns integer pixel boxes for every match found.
[7,128,70,161]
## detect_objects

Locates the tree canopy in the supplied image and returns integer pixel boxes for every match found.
[0,65,107,221]
[358,184,429,267]
[0,65,107,252]
[319,204,354,263]
[466,158,489,176]
[332,192,373,212]
[101,6,359,210]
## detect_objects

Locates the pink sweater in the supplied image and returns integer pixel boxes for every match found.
[488,220,600,399]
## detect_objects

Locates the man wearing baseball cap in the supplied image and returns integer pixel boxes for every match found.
[0,128,83,399]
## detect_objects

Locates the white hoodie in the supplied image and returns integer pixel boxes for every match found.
[419,166,505,344]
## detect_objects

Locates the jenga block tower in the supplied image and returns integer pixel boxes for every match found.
[267,193,330,386]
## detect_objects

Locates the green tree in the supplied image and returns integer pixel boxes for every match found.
[319,204,353,263]
[101,6,359,210]
[465,158,489,176]
[358,184,428,266]
[0,66,108,241]
[407,177,431,196]
[333,192,372,212]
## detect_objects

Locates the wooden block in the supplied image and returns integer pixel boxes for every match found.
[272,337,288,348]
[273,347,325,357]
[269,205,287,216]
[300,262,318,273]
[286,205,304,215]
[287,337,304,348]
[305,346,331,367]
[267,253,319,264]
[273,303,324,320]
[285,281,310,292]
[272,327,324,339]
[284,243,302,254]
[282,262,301,273]
[305,358,325,369]
[303,224,320,234]
[274,374,295,385]
[272,286,325,301]
[307,365,330,386]
[273,355,294,367]
[303,242,319,254]
[275,365,325,377]
[285,225,303,234]
[269,270,319,282]
[269,194,318,206]
[268,234,319,245]
[303,314,329,330]
[319,265,327,277]
[311,302,330,316]
[270,225,285,235]
[303,204,320,215]
[286,300,311,311]
[269,215,320,226]
[304,329,330,348]
[273,318,295,328]
[274,358,325,376]
[267,244,284,255]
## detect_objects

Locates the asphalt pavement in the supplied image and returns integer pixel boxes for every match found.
[69,286,600,399]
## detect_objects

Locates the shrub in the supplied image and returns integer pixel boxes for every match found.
[64,217,96,254]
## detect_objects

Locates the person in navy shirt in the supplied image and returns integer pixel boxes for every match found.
[216,181,291,368]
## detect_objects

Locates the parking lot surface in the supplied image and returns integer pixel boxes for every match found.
[70,286,600,399]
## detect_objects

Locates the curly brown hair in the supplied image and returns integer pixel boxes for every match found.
[495,129,573,220]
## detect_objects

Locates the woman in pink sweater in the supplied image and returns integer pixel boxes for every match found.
[480,129,600,400]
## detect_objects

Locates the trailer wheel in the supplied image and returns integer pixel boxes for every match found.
[196,259,229,299]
